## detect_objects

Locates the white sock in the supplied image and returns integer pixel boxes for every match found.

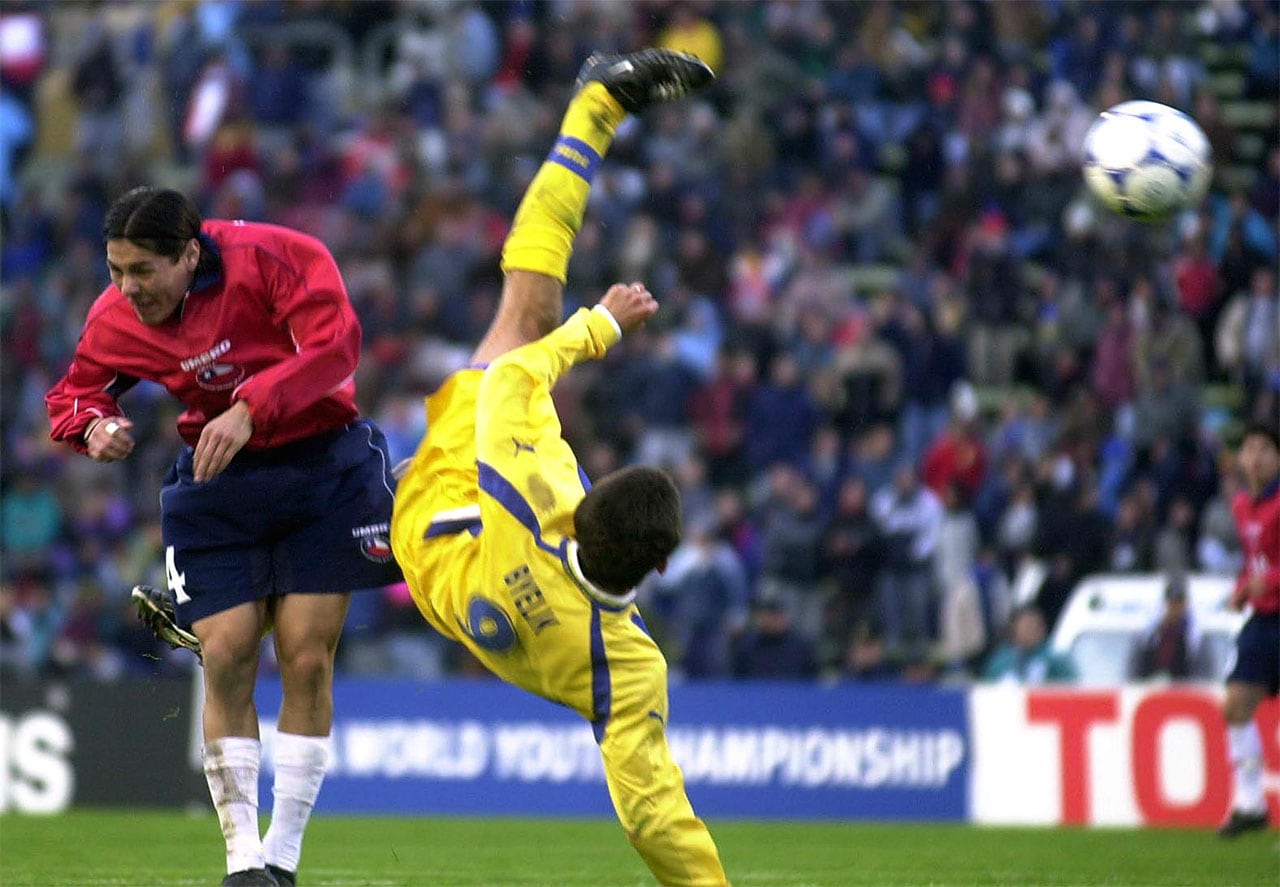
[203,737,264,875]
[1228,722,1266,814]
[263,732,330,874]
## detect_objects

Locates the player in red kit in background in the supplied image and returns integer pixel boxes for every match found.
[1219,422,1280,838]
[46,188,401,886]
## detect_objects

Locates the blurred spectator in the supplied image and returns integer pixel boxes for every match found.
[248,44,310,128]
[645,517,750,680]
[731,594,818,680]
[1244,7,1279,98]
[936,481,984,667]
[922,381,987,504]
[1,469,62,577]
[3,581,63,675]
[841,627,899,683]
[71,22,125,175]
[0,89,33,218]
[756,465,826,643]
[1131,579,1207,680]
[1090,299,1137,410]
[1216,267,1279,405]
[690,347,755,486]
[1132,361,1201,449]
[1110,493,1157,573]
[744,353,819,472]
[822,476,879,641]
[982,605,1077,685]
[1174,233,1222,346]
[871,461,943,660]
[964,211,1026,387]
[1154,497,1198,578]
[634,331,700,469]
[1199,471,1243,574]
[658,3,725,75]
[885,301,957,463]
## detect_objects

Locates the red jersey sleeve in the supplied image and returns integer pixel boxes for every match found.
[230,232,361,444]
[45,313,135,454]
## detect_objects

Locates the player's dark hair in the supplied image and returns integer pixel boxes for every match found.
[574,466,682,594]
[103,187,216,275]
[1242,421,1280,452]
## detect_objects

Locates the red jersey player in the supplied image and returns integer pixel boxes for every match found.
[46,188,401,886]
[1219,422,1280,838]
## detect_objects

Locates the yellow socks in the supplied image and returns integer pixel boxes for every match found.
[500,83,626,283]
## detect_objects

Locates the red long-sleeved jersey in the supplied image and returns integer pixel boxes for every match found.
[1231,478,1280,614]
[47,220,362,453]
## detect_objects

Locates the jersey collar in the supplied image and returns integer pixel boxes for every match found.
[190,232,224,293]
[565,540,635,610]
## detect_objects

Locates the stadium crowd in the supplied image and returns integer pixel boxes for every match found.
[1,0,1277,686]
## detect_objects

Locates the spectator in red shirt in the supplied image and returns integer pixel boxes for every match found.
[923,380,988,505]
[1175,232,1224,372]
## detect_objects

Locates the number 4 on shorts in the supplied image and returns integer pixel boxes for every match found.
[166,545,191,604]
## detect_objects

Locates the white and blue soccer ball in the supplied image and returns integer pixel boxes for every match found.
[1081,100,1212,224]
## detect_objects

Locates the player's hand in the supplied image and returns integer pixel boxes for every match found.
[193,400,254,483]
[86,416,135,462]
[599,282,658,335]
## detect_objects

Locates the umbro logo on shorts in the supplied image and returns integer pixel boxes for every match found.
[352,522,394,564]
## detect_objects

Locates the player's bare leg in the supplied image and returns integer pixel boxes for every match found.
[260,592,350,882]
[1220,680,1270,837]
[193,601,273,879]
[196,601,271,738]
[471,270,564,365]
[472,49,713,366]
[271,592,350,735]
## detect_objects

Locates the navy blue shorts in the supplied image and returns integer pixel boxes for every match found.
[1226,612,1280,696]
[160,419,403,626]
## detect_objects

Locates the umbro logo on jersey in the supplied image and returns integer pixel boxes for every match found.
[195,363,244,391]
[183,339,244,390]
[180,339,232,371]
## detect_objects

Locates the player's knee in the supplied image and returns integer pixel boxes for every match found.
[201,638,259,699]
[278,644,334,694]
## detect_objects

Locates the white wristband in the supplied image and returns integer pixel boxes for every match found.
[593,304,623,338]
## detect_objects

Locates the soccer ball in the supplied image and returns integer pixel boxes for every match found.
[1081,100,1212,223]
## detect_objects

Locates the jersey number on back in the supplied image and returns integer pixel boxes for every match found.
[166,546,190,604]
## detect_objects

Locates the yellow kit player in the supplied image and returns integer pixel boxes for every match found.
[390,49,728,887]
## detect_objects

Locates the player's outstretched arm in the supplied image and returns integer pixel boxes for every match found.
[474,282,657,466]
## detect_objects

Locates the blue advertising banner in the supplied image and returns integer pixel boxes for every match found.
[255,680,969,820]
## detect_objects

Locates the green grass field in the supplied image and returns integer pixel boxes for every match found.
[0,811,1275,886]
